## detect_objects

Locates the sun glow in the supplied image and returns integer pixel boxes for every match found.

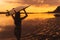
[26,6,56,12]
[0,0,57,12]
[0,0,3,3]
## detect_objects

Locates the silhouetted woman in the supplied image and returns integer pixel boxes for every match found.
[11,9,28,40]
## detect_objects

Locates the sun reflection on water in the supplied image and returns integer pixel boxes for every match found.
[0,13,55,26]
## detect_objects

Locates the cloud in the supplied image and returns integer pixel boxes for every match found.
[4,0,60,6]
[21,0,60,6]
[20,0,42,5]
[43,0,59,5]
[4,0,22,3]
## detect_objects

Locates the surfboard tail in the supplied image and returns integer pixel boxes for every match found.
[20,5,30,11]
[23,5,30,9]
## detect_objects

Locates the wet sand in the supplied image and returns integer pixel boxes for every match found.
[21,17,60,40]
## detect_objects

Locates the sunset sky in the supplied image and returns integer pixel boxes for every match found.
[0,0,60,12]
[0,0,60,39]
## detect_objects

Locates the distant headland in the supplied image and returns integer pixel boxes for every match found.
[47,6,60,13]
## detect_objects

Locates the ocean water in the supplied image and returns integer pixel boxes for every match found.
[0,13,60,40]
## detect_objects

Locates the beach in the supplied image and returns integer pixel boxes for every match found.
[0,13,60,40]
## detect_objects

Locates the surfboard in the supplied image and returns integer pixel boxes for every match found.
[9,5,30,15]
[0,5,30,16]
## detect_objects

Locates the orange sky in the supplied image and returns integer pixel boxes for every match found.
[0,0,58,12]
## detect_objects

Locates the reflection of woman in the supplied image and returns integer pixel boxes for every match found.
[11,9,28,40]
